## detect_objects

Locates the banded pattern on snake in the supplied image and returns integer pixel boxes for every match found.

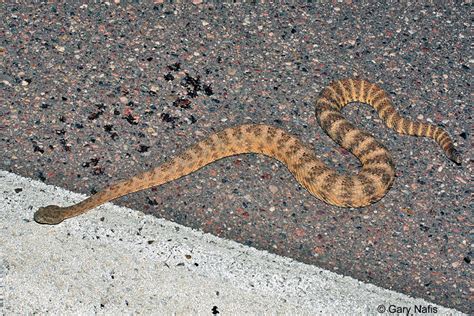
[34,79,461,225]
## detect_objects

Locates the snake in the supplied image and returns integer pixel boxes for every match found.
[34,79,461,225]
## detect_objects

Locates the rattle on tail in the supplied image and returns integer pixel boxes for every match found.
[34,79,461,225]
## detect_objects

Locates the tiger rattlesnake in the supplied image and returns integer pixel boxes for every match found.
[34,79,461,225]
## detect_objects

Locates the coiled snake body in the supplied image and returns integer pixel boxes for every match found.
[34,79,461,225]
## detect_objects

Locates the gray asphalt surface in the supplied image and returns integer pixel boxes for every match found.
[1,2,472,313]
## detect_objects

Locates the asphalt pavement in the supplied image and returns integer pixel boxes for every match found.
[1,2,471,314]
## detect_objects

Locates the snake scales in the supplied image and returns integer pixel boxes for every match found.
[34,79,461,225]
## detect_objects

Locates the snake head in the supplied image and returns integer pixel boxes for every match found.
[34,205,65,225]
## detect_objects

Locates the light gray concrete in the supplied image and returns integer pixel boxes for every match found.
[0,170,465,315]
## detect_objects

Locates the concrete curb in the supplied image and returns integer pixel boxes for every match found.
[0,170,465,314]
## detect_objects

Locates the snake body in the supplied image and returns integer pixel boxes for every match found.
[34,79,461,225]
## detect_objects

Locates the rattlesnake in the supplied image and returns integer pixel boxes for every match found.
[34,79,461,225]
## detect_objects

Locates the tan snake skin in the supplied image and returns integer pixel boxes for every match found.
[34,79,461,225]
